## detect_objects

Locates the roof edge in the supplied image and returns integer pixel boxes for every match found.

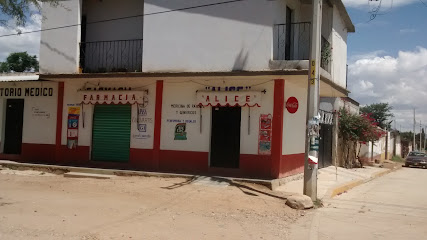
[333,0,355,33]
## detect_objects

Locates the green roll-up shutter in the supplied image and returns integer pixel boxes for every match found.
[92,104,131,162]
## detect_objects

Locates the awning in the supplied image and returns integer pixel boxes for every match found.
[78,91,145,105]
[197,91,261,107]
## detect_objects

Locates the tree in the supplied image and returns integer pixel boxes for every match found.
[0,0,59,27]
[338,108,385,168]
[360,103,394,130]
[0,52,39,72]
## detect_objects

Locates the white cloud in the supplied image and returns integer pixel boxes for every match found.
[400,28,418,34]
[348,47,427,132]
[0,14,41,62]
[343,0,418,8]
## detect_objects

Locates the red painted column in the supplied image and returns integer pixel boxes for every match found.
[153,80,164,170]
[55,82,65,162]
[271,79,285,178]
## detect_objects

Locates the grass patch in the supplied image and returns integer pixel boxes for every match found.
[391,155,404,163]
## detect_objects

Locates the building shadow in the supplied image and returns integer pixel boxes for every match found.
[161,175,288,201]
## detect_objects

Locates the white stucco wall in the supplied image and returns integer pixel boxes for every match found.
[331,5,348,88]
[160,79,274,155]
[61,79,157,152]
[83,0,143,42]
[0,81,58,150]
[143,0,279,72]
[282,76,308,155]
[39,0,81,74]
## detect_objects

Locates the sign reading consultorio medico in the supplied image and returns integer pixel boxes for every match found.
[0,87,54,97]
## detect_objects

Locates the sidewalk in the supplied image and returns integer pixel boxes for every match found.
[275,164,400,200]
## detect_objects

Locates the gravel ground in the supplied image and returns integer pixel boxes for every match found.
[0,168,301,240]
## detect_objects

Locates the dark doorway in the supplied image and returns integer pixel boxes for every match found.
[210,107,241,168]
[318,123,333,168]
[285,6,293,60]
[4,99,24,154]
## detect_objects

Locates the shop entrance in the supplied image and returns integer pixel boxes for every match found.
[4,99,24,154]
[319,123,333,168]
[92,104,131,162]
[210,107,241,168]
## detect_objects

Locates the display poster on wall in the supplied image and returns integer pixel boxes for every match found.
[258,114,272,155]
[67,106,80,149]
[174,123,187,140]
[137,100,148,133]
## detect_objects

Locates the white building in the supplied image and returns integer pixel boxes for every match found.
[0,0,354,179]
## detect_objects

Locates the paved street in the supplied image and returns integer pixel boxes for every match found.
[290,167,427,240]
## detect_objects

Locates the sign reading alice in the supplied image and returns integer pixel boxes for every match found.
[196,91,261,107]
[79,91,144,105]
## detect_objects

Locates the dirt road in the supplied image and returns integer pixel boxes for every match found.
[0,169,299,240]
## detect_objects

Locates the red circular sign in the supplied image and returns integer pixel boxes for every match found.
[286,97,299,114]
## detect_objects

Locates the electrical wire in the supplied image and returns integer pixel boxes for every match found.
[419,0,427,7]
[0,0,245,38]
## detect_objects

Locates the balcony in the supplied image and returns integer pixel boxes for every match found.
[79,39,143,73]
[274,22,311,61]
[271,22,331,74]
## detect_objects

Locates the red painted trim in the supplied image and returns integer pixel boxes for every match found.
[240,154,272,179]
[153,80,164,170]
[0,153,21,161]
[55,82,64,162]
[280,153,305,178]
[130,148,155,170]
[271,79,285,178]
[11,143,278,179]
[22,143,56,163]
[159,150,209,173]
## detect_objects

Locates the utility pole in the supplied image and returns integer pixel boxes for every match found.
[304,0,322,201]
[413,109,416,151]
[420,121,422,152]
[424,127,426,152]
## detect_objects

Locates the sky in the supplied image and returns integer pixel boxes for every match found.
[342,0,427,132]
[0,0,426,132]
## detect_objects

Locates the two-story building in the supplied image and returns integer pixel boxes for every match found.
[0,0,354,180]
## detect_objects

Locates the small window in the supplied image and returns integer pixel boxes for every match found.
[409,152,426,157]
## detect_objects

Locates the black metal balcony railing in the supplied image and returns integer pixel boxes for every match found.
[274,22,311,61]
[80,39,143,73]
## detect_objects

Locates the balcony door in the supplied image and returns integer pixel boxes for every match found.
[285,7,293,60]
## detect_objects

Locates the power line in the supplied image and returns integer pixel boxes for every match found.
[0,0,245,38]
[419,0,427,7]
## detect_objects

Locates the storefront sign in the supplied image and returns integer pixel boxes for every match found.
[67,106,80,149]
[197,91,261,107]
[286,97,299,114]
[258,114,272,155]
[204,86,252,92]
[79,91,145,105]
[0,87,54,97]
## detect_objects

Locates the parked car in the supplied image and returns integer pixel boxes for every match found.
[405,152,427,168]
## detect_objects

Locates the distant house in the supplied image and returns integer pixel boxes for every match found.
[0,0,354,179]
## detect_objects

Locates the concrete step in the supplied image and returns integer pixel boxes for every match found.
[64,172,115,179]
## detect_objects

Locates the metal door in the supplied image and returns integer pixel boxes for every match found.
[319,123,333,168]
[92,104,131,162]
